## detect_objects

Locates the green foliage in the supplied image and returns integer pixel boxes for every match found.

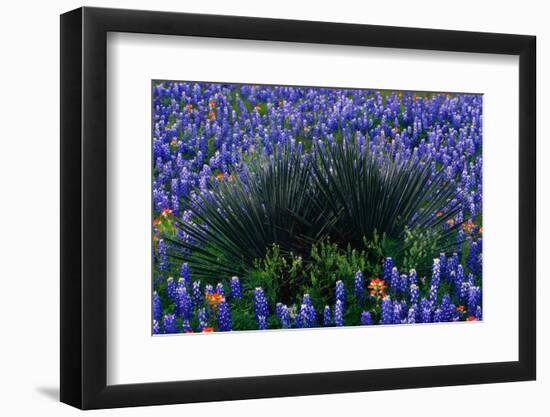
[402,226,441,275]
[244,237,394,308]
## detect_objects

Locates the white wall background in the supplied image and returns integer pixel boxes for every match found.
[0,0,546,415]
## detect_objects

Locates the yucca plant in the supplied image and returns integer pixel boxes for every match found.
[311,139,463,271]
[167,146,331,281]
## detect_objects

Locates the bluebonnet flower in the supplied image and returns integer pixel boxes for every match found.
[323,305,332,326]
[456,264,465,287]
[205,284,214,295]
[257,315,268,330]
[152,319,161,334]
[197,307,208,331]
[254,288,269,328]
[407,304,418,324]
[467,273,475,287]
[420,297,432,323]
[421,306,432,323]
[180,262,191,288]
[399,274,408,294]
[335,280,346,308]
[153,291,162,321]
[439,253,447,280]
[334,300,344,327]
[217,299,232,331]
[468,286,481,314]
[157,239,169,272]
[166,277,176,301]
[230,276,242,300]
[163,314,178,333]
[276,303,291,328]
[215,282,225,297]
[175,280,193,319]
[431,258,441,288]
[360,311,373,325]
[393,301,403,324]
[192,280,202,305]
[440,293,453,322]
[467,239,482,276]
[408,269,418,287]
[182,319,193,333]
[390,267,400,293]
[429,258,441,302]
[354,271,365,302]
[300,294,317,328]
[447,253,459,279]
[380,296,394,325]
[383,257,394,283]
[475,305,483,321]
[409,284,420,305]
[433,308,442,323]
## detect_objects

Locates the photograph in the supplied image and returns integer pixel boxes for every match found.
[151,81,483,334]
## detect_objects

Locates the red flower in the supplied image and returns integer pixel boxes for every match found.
[368,278,387,299]
[456,305,465,312]
[161,208,173,217]
[202,327,214,333]
[467,315,477,321]
[205,293,224,307]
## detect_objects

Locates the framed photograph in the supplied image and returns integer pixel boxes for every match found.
[60,6,536,409]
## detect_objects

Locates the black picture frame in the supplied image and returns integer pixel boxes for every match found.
[60,6,536,410]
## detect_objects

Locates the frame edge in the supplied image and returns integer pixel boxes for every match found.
[60,7,84,409]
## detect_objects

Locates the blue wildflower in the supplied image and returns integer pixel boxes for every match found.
[217,299,232,331]
[230,276,242,300]
[334,300,344,327]
[162,314,178,333]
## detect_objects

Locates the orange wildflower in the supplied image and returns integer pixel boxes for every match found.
[208,100,216,109]
[208,111,216,121]
[368,278,387,299]
[466,315,477,321]
[202,327,214,333]
[456,305,465,312]
[185,103,193,113]
[215,172,225,181]
[462,219,476,234]
[205,293,224,307]
[161,208,173,217]
[153,218,161,227]
[446,218,455,228]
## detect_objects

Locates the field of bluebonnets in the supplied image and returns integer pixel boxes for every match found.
[152,81,483,334]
